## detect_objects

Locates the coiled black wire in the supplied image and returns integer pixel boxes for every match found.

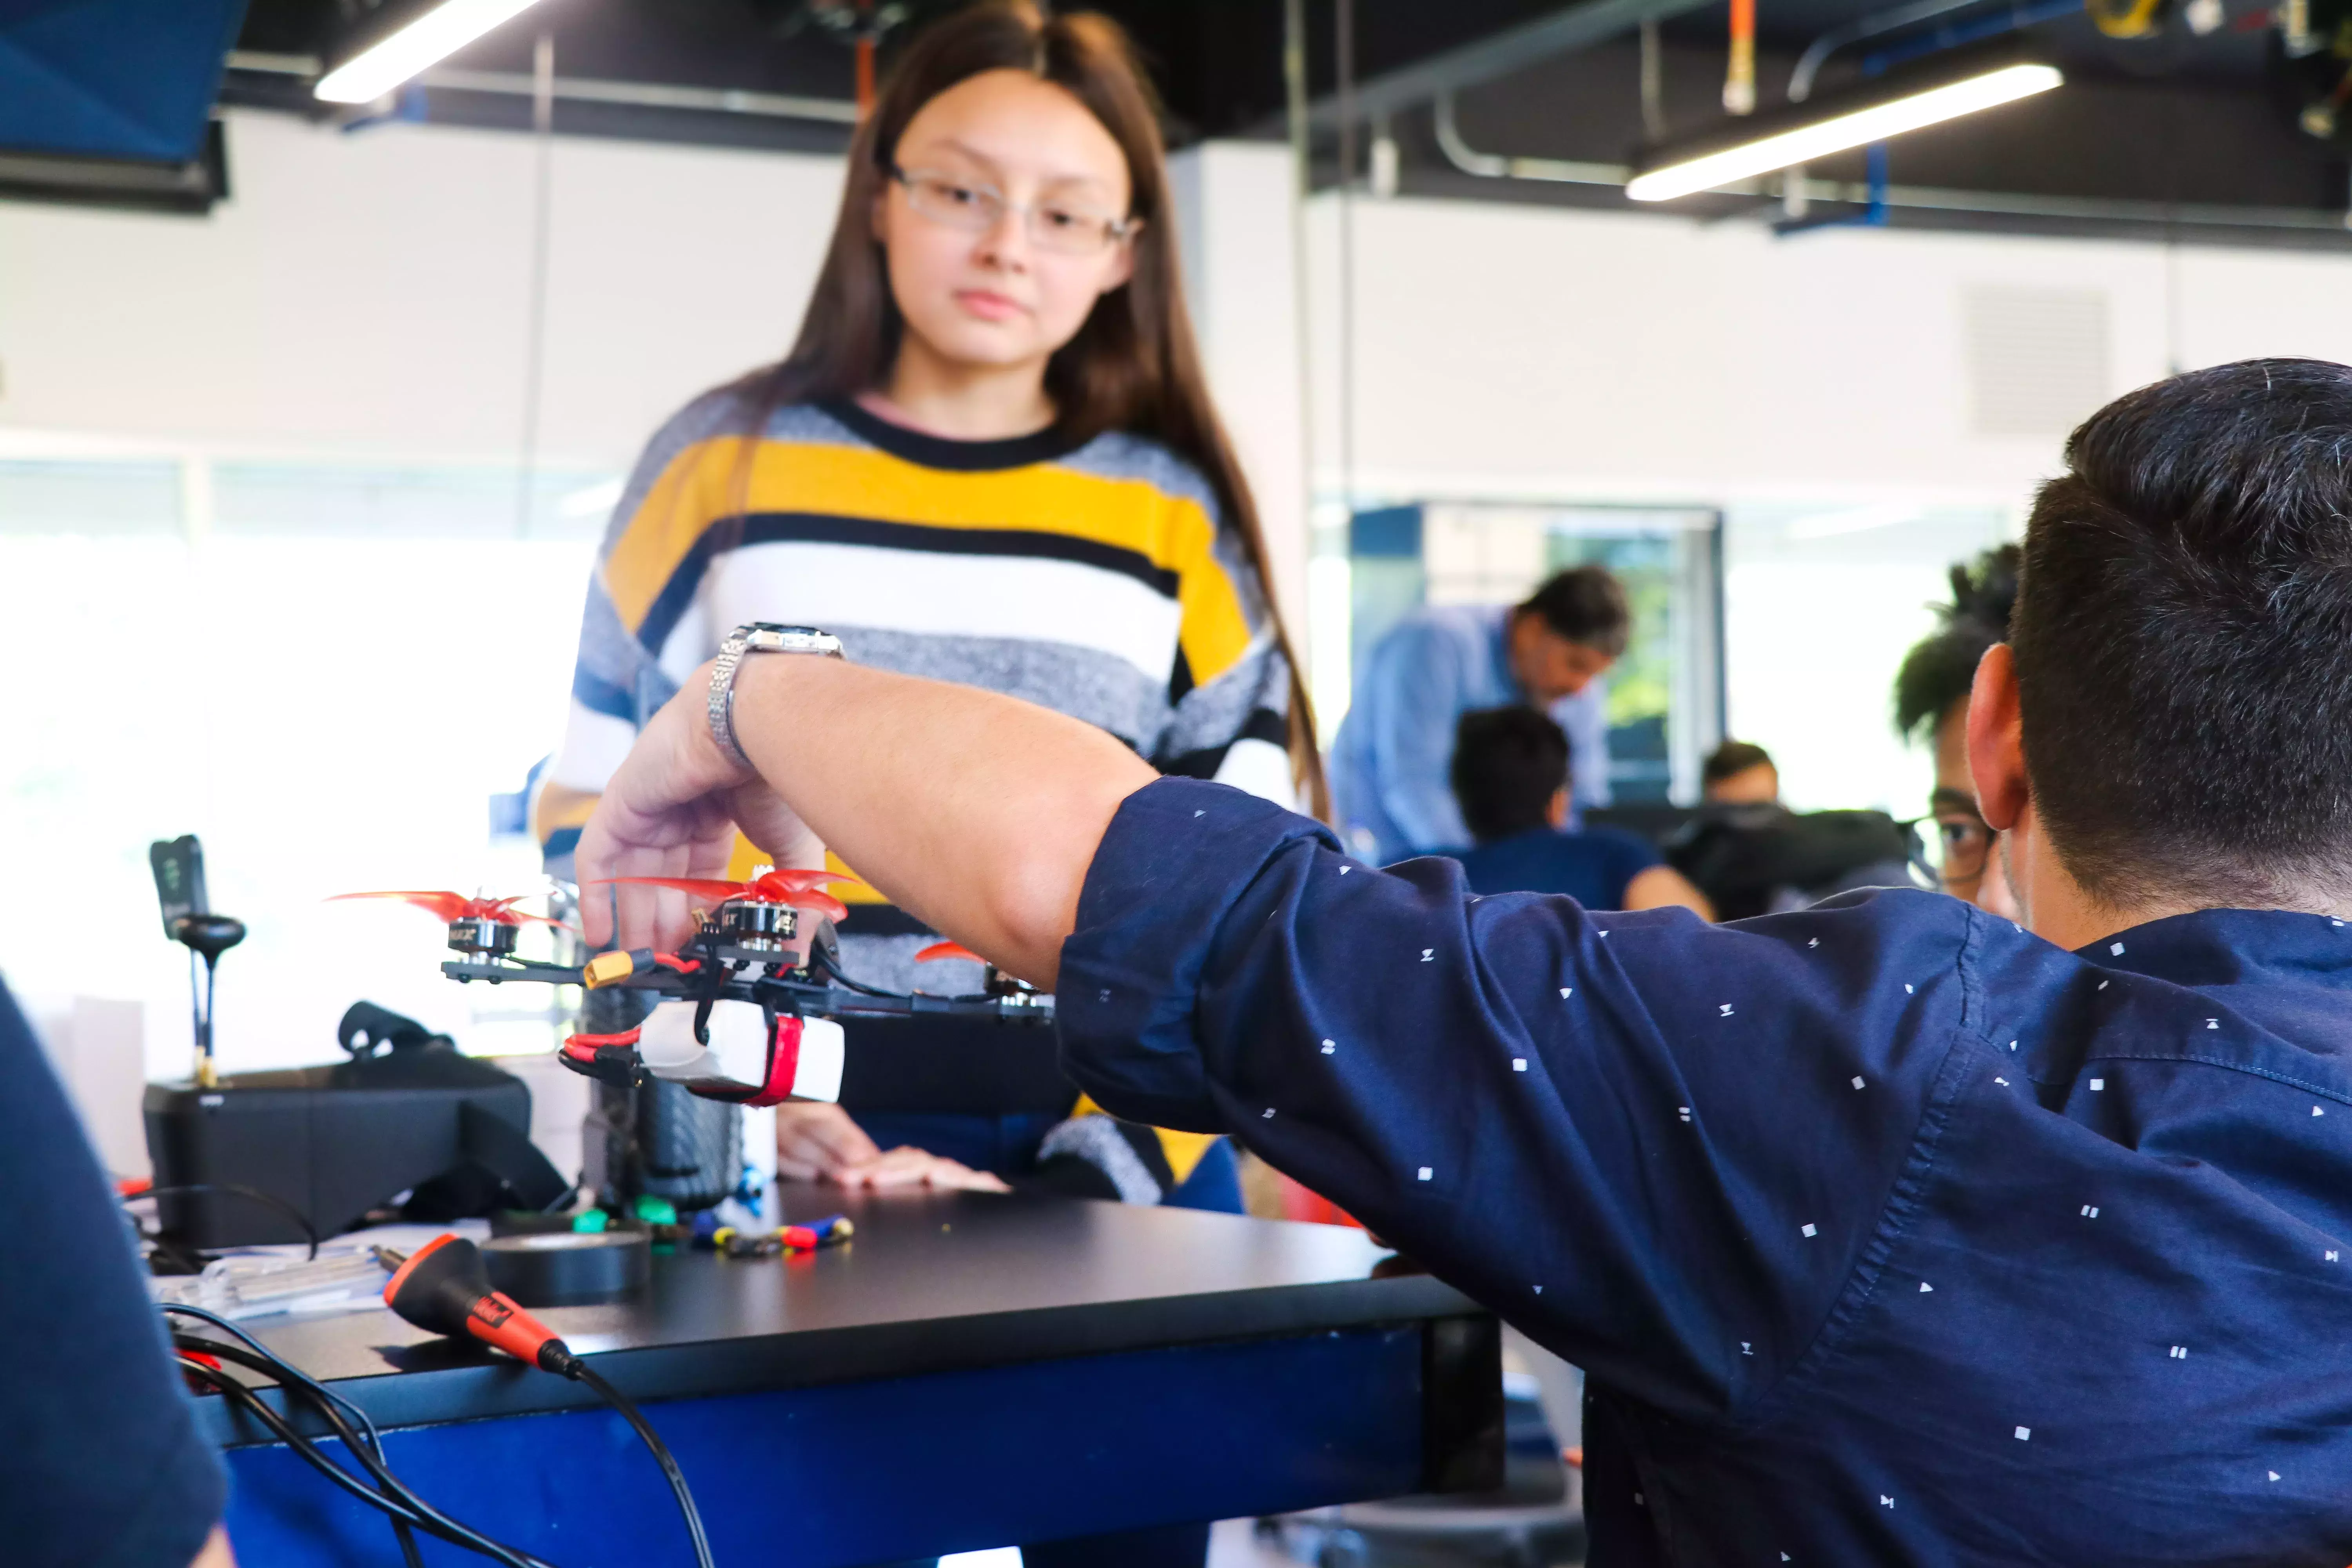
[165,1303,552,1568]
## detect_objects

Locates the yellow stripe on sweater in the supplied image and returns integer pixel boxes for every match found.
[601,437,1254,685]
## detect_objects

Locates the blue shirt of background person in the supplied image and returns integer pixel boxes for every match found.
[1446,706,1713,915]
[1331,567,1628,864]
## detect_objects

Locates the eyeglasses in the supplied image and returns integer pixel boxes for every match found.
[1902,811,1995,891]
[889,166,1136,256]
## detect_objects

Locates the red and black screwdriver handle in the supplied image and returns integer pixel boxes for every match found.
[381,1234,580,1376]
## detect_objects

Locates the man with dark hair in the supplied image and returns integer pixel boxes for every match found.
[1332,565,1630,863]
[578,359,2352,1565]
[1699,739,1778,804]
[1448,708,1710,913]
[1892,545,2020,912]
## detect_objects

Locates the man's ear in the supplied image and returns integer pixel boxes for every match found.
[1546,787,1570,830]
[1967,643,2029,831]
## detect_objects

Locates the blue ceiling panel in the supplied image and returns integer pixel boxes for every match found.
[0,0,247,163]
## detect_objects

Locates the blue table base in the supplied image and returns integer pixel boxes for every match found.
[223,1328,1431,1566]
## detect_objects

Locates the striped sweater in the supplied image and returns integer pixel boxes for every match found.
[537,389,1298,1191]
[542,391,1294,849]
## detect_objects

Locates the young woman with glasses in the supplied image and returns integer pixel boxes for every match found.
[538,0,1317,1289]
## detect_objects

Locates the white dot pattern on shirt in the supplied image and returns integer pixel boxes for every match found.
[2015,1426,2031,1441]
[1417,1167,1432,1181]
[1512,1058,1528,1072]
[1801,1222,1818,1237]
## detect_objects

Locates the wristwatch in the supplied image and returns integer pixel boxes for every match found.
[708,623,843,770]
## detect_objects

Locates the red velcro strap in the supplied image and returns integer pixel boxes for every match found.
[740,1014,805,1107]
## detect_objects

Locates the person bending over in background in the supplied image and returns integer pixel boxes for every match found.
[535,3,1309,1237]
[1332,565,1628,864]
[1699,739,1779,804]
[1893,544,2021,916]
[0,978,233,1568]
[1448,707,1711,916]
[576,357,2352,1566]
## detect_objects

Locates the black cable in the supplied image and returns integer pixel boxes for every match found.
[174,1357,459,1553]
[165,1314,530,1568]
[176,1352,542,1568]
[567,1361,715,1568]
[808,947,909,1000]
[167,1305,553,1568]
[129,1183,319,1259]
[174,1336,425,1568]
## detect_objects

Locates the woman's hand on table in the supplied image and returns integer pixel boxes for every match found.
[774,1103,1010,1193]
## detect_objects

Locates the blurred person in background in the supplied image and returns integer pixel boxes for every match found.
[1333,566,1629,863]
[1893,546,2021,916]
[1448,707,1712,916]
[1699,740,1779,804]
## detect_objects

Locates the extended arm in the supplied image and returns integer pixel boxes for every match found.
[575,657,1155,986]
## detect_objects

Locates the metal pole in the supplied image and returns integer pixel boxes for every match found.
[516,31,556,537]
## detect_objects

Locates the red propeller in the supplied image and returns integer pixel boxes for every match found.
[328,891,561,925]
[594,867,861,925]
[915,940,983,965]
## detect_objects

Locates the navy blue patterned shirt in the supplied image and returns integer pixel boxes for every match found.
[1057,779,2352,1567]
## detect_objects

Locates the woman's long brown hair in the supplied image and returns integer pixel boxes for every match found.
[733,0,1328,815]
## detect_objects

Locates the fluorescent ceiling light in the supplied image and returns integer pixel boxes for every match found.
[1626,63,2061,203]
[316,0,550,104]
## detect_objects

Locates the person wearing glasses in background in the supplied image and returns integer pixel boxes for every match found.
[535,4,1310,1477]
[1892,546,2020,915]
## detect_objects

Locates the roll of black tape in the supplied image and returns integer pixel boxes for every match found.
[481,1229,650,1307]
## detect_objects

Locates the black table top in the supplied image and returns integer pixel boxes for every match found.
[195,1190,1482,1445]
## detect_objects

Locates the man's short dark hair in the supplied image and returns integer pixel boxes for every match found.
[1703,740,1775,787]
[1892,545,2020,743]
[1518,566,1631,657]
[1452,707,1569,844]
[2013,358,2352,907]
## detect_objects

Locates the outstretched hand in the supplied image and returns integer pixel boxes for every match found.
[574,664,816,951]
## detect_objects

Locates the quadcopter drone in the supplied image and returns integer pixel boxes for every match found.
[331,877,1049,1108]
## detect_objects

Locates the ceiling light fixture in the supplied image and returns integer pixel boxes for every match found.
[316,0,551,105]
[1626,56,2062,203]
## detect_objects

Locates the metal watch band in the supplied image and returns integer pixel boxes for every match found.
[708,624,843,771]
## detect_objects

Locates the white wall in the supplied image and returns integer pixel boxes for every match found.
[0,110,842,468]
[1301,193,2352,505]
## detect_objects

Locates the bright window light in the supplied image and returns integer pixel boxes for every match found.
[1625,64,2062,203]
[316,0,550,104]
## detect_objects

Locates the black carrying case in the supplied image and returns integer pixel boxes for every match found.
[143,1004,567,1249]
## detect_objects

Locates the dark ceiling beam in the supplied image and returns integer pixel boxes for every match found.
[1282,0,1724,135]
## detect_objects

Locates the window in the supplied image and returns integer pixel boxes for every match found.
[1332,502,1725,804]
[0,457,615,1078]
